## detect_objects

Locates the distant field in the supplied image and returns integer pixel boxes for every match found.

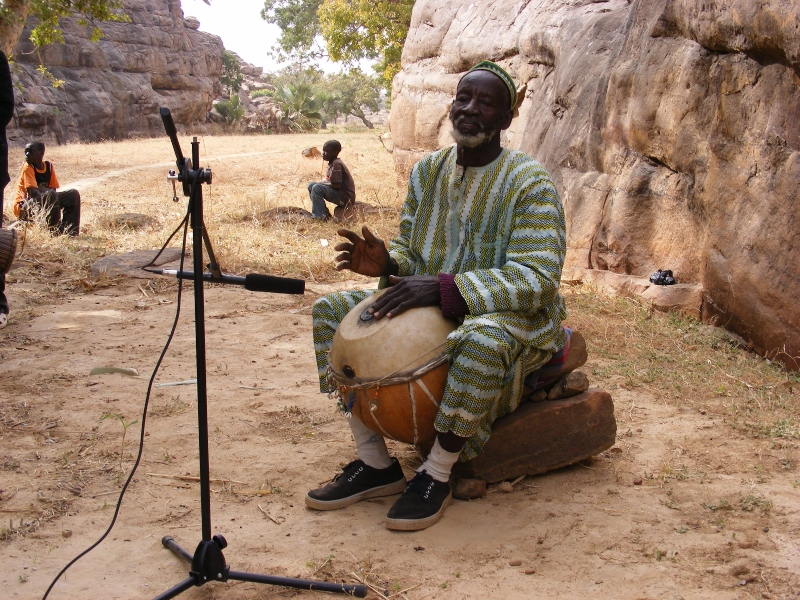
[5,130,402,282]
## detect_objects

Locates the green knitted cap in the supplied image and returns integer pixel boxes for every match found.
[465,60,517,109]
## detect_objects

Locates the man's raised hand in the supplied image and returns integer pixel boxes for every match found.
[334,226,392,277]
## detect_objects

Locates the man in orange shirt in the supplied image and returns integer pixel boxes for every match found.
[14,141,81,236]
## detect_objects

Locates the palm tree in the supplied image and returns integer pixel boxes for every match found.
[215,95,245,125]
[269,83,323,132]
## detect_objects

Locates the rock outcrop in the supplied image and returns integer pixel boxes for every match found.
[391,0,800,368]
[9,0,223,143]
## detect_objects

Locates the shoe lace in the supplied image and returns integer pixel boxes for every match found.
[331,459,363,482]
[404,470,436,498]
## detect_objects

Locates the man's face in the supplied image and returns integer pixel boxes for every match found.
[24,144,44,166]
[449,71,512,149]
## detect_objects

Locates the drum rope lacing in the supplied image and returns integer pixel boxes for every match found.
[327,341,448,389]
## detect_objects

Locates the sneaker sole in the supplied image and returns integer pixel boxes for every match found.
[384,491,453,531]
[305,478,407,511]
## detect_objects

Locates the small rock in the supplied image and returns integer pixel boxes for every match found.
[496,481,514,493]
[547,370,590,400]
[528,389,548,402]
[453,478,487,500]
[62,530,72,538]
[183,16,200,30]
[595,580,603,584]
[524,569,536,575]
[633,478,643,485]
[509,559,522,566]
[302,147,321,158]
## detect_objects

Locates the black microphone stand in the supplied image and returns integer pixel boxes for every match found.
[153,108,366,600]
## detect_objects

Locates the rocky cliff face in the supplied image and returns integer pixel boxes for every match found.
[391,0,800,368]
[8,0,223,144]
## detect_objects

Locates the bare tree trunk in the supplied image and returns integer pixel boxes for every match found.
[0,0,31,56]
[351,108,374,129]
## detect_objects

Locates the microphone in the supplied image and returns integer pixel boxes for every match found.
[162,270,305,295]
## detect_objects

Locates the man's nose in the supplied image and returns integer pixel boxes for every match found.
[460,98,480,114]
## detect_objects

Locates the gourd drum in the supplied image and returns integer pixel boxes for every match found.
[329,290,457,445]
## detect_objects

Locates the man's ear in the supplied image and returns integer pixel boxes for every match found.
[499,108,514,131]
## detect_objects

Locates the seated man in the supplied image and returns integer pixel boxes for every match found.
[307,61,567,530]
[306,140,355,221]
[13,141,81,236]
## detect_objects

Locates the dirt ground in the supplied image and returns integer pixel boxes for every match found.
[0,273,798,600]
[0,132,798,600]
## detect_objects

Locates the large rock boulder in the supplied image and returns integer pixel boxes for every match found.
[8,0,223,143]
[391,0,800,369]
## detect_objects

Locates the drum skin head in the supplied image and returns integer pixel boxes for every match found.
[330,289,457,382]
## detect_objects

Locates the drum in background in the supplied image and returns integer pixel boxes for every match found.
[0,227,17,274]
[329,289,457,445]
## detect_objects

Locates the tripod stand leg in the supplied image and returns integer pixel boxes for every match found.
[228,571,367,597]
[152,577,196,600]
[162,536,193,563]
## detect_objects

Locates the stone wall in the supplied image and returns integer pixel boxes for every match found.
[390,0,800,368]
[8,0,223,144]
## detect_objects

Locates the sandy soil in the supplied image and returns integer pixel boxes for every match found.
[1,272,799,600]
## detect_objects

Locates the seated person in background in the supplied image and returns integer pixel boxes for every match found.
[14,141,81,236]
[307,140,355,221]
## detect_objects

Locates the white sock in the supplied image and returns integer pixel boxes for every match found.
[418,437,460,483]
[348,416,393,470]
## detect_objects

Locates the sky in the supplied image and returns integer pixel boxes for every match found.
[182,0,344,74]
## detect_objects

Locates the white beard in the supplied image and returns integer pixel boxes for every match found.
[449,128,496,148]
[449,113,498,148]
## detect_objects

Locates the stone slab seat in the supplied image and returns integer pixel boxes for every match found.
[453,388,616,484]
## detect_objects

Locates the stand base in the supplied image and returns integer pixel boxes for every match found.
[156,536,367,599]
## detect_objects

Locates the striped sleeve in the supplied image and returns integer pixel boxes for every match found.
[387,162,422,276]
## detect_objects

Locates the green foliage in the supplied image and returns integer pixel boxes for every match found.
[261,0,324,63]
[268,83,323,131]
[0,0,129,86]
[28,0,129,47]
[318,0,413,89]
[264,65,382,129]
[215,94,246,125]
[221,49,244,96]
[319,68,381,128]
[260,0,413,89]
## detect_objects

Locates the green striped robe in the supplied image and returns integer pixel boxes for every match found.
[391,146,566,351]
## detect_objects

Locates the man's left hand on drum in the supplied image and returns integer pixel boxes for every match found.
[369,275,441,319]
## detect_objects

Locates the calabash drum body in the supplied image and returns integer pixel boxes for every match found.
[329,290,457,445]
[0,228,17,275]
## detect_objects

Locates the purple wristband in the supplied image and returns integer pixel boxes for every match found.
[439,273,469,319]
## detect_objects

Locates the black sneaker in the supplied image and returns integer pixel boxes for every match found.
[385,470,452,531]
[305,458,407,511]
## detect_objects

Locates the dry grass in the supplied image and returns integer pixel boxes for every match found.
[6,130,401,316]
[564,284,799,440]
[4,131,798,445]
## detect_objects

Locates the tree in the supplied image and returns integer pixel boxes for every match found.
[0,0,129,55]
[260,0,324,64]
[321,68,381,129]
[214,94,245,125]
[318,0,413,89]
[221,49,243,96]
[268,82,322,131]
[261,0,414,89]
